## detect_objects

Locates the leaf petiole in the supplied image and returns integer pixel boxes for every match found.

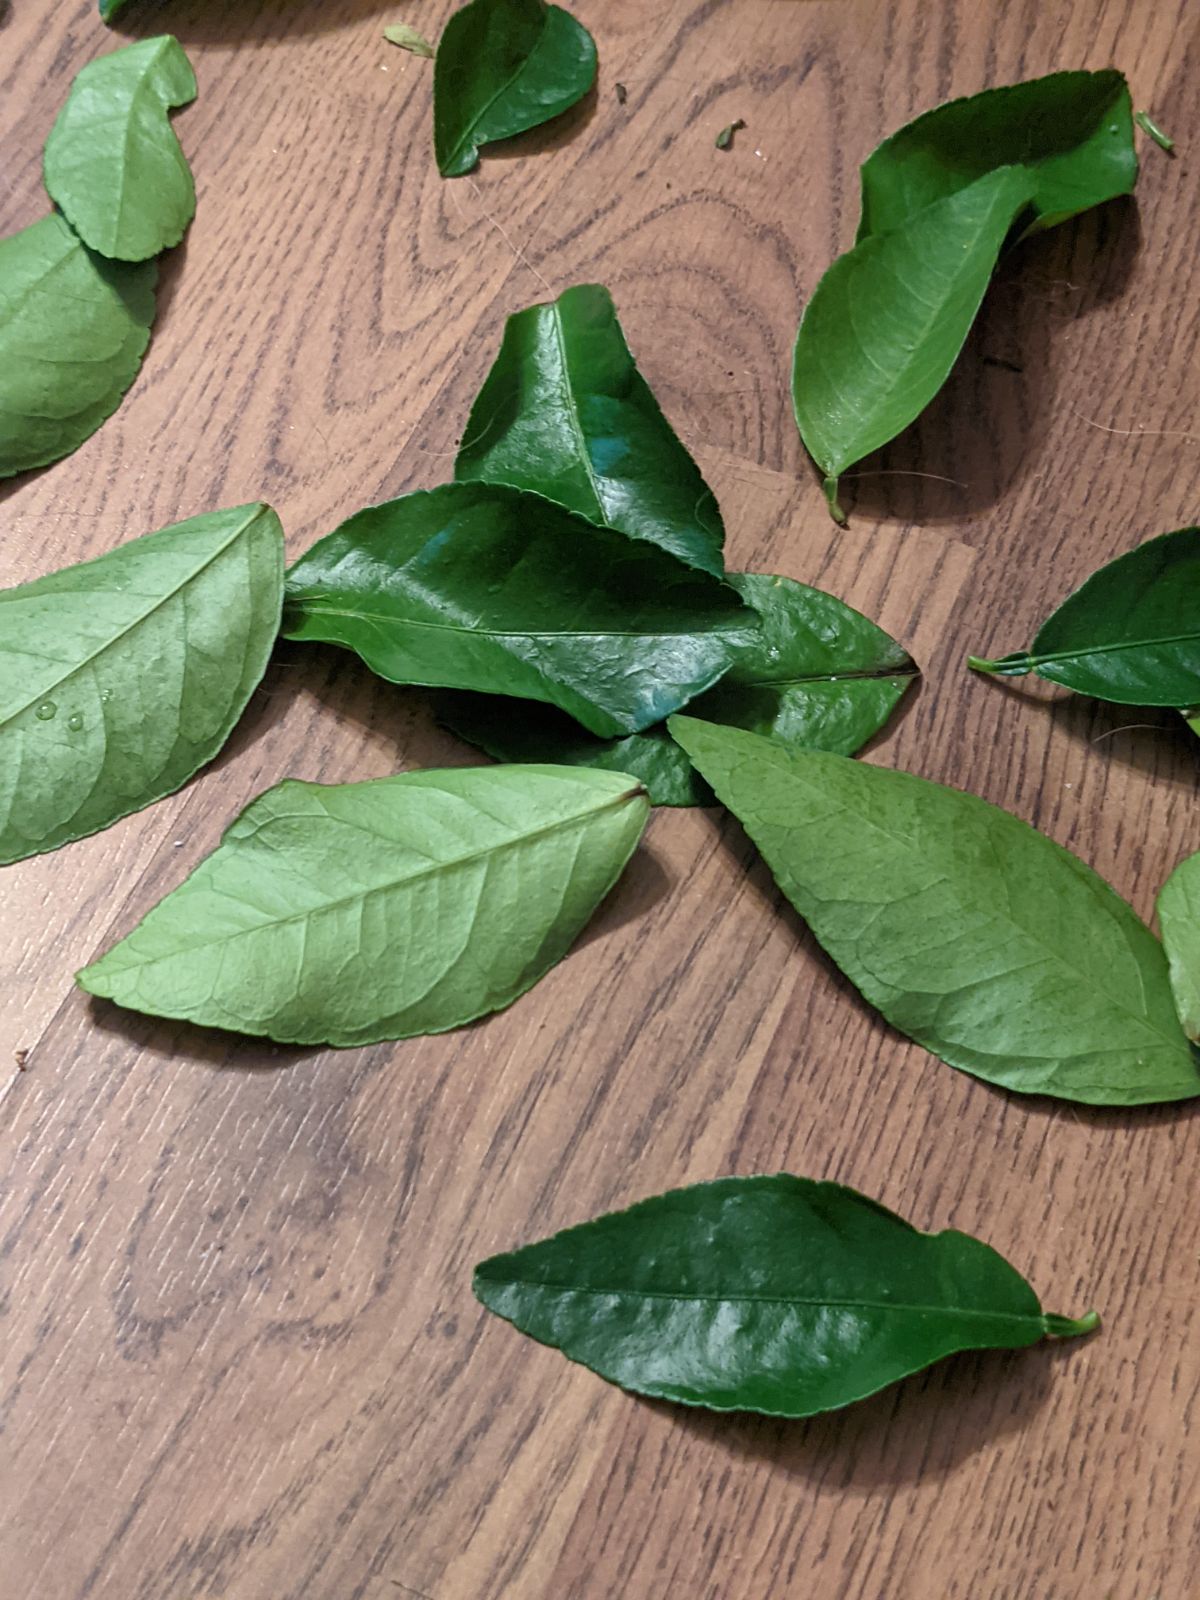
[1043,1309,1101,1339]
[1134,110,1175,153]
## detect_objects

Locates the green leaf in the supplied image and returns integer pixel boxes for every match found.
[438,573,914,803]
[282,483,756,739]
[434,0,597,179]
[969,528,1200,708]
[0,505,284,866]
[857,70,1136,242]
[384,23,436,58]
[98,0,129,21]
[455,283,725,577]
[43,36,198,262]
[792,167,1035,519]
[1157,853,1200,1044]
[715,118,745,151]
[669,718,1200,1105]
[78,766,650,1046]
[0,215,156,479]
[474,1174,1099,1417]
[437,694,712,807]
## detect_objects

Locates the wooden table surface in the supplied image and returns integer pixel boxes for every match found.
[3,1,1199,1595]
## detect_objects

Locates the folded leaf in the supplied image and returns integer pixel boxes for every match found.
[1157,853,1200,1044]
[793,167,1035,521]
[456,283,725,577]
[440,572,915,801]
[969,527,1200,707]
[384,23,435,58]
[437,694,712,807]
[44,36,198,262]
[78,766,650,1046]
[282,483,756,738]
[0,505,284,866]
[669,718,1200,1105]
[0,215,156,479]
[474,1174,1098,1417]
[858,70,1136,241]
[434,0,597,178]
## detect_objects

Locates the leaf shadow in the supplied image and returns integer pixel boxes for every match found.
[645,1337,1074,1488]
[575,842,674,950]
[104,0,401,45]
[83,992,322,1071]
[836,197,1142,525]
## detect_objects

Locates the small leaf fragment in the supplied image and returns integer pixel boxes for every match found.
[434,0,597,178]
[475,1174,1099,1417]
[384,22,435,58]
[78,766,650,1046]
[969,527,1200,707]
[1157,853,1200,1043]
[0,214,156,479]
[44,36,198,261]
[1134,110,1175,153]
[669,717,1200,1105]
[0,505,284,865]
[715,118,745,151]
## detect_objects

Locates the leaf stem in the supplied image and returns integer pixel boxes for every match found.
[1134,110,1175,153]
[966,652,1033,676]
[1043,1308,1101,1339]
[823,476,848,526]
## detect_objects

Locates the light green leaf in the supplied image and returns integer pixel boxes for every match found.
[475,1174,1098,1418]
[793,167,1035,520]
[78,766,650,1046]
[1158,853,1200,1043]
[384,23,435,58]
[0,505,284,865]
[44,36,198,262]
[669,717,1200,1105]
[0,214,156,479]
[434,0,597,178]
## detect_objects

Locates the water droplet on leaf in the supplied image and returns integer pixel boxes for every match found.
[35,701,57,721]
[67,712,84,732]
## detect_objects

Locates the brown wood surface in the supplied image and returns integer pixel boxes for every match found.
[2,1,1199,1595]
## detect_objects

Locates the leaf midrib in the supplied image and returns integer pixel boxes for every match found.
[288,601,744,643]
[444,3,552,173]
[548,301,608,524]
[0,507,267,731]
[482,1275,1045,1329]
[97,782,644,966]
[1030,625,1200,671]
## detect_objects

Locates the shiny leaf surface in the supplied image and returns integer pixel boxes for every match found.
[670,718,1200,1104]
[1158,852,1200,1044]
[282,483,756,738]
[434,0,597,178]
[969,527,1200,707]
[456,283,725,576]
[0,215,156,479]
[79,766,649,1046]
[0,505,284,865]
[44,36,198,262]
[793,168,1034,518]
[475,1174,1098,1417]
[858,70,1136,241]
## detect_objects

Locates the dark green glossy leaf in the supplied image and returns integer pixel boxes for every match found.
[282,483,756,739]
[0,215,156,479]
[434,0,597,179]
[384,23,435,57]
[1158,852,1200,1044]
[78,766,649,1046]
[474,1174,1098,1417]
[670,718,1200,1105]
[0,505,284,866]
[437,693,712,807]
[99,0,128,20]
[969,528,1200,707]
[858,70,1136,242]
[437,573,914,803]
[793,168,1034,520]
[456,283,725,577]
[44,36,197,262]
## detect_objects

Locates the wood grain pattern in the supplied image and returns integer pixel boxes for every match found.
[3,1,1199,1595]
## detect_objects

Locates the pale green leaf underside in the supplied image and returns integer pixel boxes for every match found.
[0,214,156,478]
[78,766,650,1046]
[792,166,1034,495]
[0,504,284,865]
[1157,852,1200,1044]
[44,35,198,262]
[669,718,1199,1105]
